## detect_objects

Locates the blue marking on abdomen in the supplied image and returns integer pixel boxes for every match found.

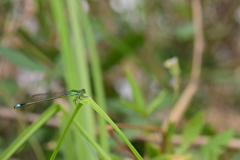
[14,103,26,109]
[14,104,21,108]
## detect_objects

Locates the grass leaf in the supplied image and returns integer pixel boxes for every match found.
[0,46,44,71]
[50,103,83,160]
[79,135,100,160]
[125,69,145,109]
[0,104,59,160]
[81,97,143,160]
[120,99,147,115]
[147,90,167,114]
[59,106,112,160]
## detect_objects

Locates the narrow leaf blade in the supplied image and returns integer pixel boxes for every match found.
[125,69,145,108]
[0,46,44,71]
[147,90,167,114]
[79,135,100,160]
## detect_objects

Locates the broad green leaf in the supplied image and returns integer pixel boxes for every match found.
[0,46,44,71]
[125,69,145,108]
[147,90,167,114]
[79,135,99,160]
[201,130,234,160]
[177,112,204,154]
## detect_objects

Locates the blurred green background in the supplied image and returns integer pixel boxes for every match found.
[0,0,240,160]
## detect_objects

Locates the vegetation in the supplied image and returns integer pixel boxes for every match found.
[0,0,240,159]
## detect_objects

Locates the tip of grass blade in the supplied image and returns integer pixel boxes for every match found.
[78,97,89,105]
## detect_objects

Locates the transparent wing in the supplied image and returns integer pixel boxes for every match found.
[30,91,71,101]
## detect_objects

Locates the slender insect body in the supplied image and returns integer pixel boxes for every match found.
[14,89,86,109]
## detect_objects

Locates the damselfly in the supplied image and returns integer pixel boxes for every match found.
[14,89,86,108]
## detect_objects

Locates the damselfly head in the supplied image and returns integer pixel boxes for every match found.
[81,89,86,94]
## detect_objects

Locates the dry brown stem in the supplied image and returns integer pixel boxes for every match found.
[162,0,205,132]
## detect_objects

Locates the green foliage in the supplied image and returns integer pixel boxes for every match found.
[50,104,83,160]
[230,153,240,160]
[201,130,234,160]
[79,136,100,160]
[0,104,59,160]
[147,90,167,114]
[0,0,238,159]
[50,0,96,159]
[120,99,146,115]
[0,80,18,96]
[164,57,181,77]
[123,69,168,116]
[81,97,143,160]
[2,98,129,160]
[177,112,205,154]
[166,123,175,139]
[82,0,109,151]
[151,154,192,160]
[59,106,111,160]
[145,143,161,158]
[175,23,194,41]
[125,68,145,108]
[0,46,44,71]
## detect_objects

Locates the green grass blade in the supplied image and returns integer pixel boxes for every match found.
[0,46,44,71]
[50,0,76,87]
[0,83,46,160]
[79,135,100,160]
[28,136,46,160]
[80,3,109,152]
[50,1,78,159]
[147,90,167,115]
[0,104,59,160]
[17,29,55,69]
[50,103,83,160]
[66,0,94,135]
[125,69,145,108]
[82,97,143,160]
[66,0,95,159]
[120,99,146,115]
[59,106,112,160]
[58,112,76,160]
